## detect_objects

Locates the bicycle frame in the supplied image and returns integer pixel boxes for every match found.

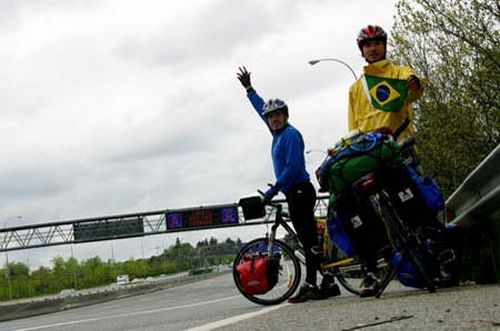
[265,202,300,253]
[267,202,366,277]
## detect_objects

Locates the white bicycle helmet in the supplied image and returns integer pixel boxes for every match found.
[262,98,289,117]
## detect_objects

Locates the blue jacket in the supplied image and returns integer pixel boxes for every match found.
[247,90,310,193]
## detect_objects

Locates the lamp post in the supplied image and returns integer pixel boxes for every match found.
[308,58,358,81]
[70,244,77,290]
[4,249,11,300]
[3,216,21,300]
[110,241,115,262]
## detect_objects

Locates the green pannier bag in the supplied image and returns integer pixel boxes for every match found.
[325,133,402,205]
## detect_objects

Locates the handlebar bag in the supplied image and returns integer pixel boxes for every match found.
[239,196,266,220]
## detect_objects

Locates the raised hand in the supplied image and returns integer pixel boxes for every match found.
[237,66,252,90]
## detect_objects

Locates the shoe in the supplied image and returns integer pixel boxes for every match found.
[359,272,380,298]
[317,282,341,300]
[288,283,321,304]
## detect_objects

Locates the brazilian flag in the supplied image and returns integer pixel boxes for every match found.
[364,75,408,112]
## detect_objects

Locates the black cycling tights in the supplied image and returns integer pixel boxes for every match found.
[286,182,319,285]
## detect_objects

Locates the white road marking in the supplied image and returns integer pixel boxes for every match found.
[11,295,241,331]
[186,303,288,331]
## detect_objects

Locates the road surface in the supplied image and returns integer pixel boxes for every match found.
[0,273,498,331]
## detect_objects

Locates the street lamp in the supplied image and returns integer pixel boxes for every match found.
[4,248,12,301]
[70,244,78,290]
[308,58,358,81]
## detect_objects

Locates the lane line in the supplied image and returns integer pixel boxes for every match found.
[11,295,241,331]
[186,303,289,331]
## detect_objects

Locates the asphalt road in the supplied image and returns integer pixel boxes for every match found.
[0,273,498,331]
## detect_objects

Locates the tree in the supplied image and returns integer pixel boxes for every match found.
[51,256,68,291]
[80,256,102,288]
[6,262,32,299]
[31,266,52,295]
[391,0,499,196]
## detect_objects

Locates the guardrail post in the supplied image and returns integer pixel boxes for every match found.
[489,219,500,282]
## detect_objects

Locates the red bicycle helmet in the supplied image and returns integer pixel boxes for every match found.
[356,25,387,50]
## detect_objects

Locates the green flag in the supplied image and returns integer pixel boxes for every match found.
[364,75,408,112]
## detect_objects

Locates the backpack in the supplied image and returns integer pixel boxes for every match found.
[236,254,280,295]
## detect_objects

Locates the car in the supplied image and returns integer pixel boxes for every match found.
[116,274,130,285]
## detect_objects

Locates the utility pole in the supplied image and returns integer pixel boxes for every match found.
[5,251,12,300]
[2,215,21,300]
[70,244,77,290]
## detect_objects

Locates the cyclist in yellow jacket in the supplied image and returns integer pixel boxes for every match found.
[349,25,424,142]
[335,25,426,297]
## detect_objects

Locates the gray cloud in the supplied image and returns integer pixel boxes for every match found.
[0,169,68,199]
[112,1,298,68]
[0,0,20,31]
[0,0,397,268]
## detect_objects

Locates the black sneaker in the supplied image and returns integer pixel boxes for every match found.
[288,283,321,304]
[360,272,380,298]
[317,282,341,300]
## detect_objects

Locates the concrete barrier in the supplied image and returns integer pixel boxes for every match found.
[0,270,229,322]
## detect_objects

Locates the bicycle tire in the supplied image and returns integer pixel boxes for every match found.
[377,192,436,293]
[233,238,301,305]
[329,248,392,296]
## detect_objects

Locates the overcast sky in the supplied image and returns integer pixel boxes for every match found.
[1,0,397,268]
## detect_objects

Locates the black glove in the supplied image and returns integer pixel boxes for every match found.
[263,185,279,202]
[237,66,252,91]
[262,182,281,203]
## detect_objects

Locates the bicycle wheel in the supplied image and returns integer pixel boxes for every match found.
[377,191,436,293]
[327,247,392,296]
[233,238,301,305]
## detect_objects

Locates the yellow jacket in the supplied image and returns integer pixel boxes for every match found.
[348,59,424,141]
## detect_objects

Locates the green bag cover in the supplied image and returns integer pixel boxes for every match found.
[328,141,402,204]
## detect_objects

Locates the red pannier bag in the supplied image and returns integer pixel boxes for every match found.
[237,255,278,295]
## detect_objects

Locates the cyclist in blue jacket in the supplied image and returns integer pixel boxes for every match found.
[237,66,340,303]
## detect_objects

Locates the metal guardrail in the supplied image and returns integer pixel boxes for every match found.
[446,143,500,282]
[447,143,500,227]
